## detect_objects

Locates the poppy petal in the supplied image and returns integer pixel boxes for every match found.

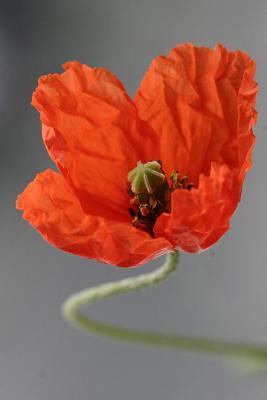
[16,170,172,267]
[135,43,257,183]
[155,162,241,253]
[32,62,156,220]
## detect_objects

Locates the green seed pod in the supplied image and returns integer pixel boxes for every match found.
[128,161,166,195]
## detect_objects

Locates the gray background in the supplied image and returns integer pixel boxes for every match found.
[1,0,267,398]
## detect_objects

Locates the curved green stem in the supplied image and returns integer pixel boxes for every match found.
[62,251,267,370]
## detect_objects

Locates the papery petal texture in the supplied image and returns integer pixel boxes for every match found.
[155,162,241,252]
[17,43,258,267]
[32,62,157,220]
[16,170,173,267]
[135,43,257,183]
[135,43,257,253]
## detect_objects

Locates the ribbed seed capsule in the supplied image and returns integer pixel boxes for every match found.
[127,161,166,195]
[127,160,170,238]
[127,160,194,238]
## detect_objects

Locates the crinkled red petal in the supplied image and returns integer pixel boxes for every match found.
[135,43,257,184]
[16,169,173,267]
[155,162,241,252]
[32,61,157,220]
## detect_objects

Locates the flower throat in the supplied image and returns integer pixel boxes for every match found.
[127,161,194,238]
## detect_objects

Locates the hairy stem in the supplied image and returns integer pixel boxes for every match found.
[62,251,267,370]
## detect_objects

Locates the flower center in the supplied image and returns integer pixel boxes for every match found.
[127,160,194,238]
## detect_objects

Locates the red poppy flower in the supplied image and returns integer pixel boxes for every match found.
[16,43,257,267]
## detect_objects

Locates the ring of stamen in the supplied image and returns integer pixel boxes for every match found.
[127,161,194,237]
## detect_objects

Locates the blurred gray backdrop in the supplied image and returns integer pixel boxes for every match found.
[1,0,267,399]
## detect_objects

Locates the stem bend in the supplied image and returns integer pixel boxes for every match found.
[62,251,267,371]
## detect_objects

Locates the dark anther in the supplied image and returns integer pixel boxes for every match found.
[170,171,194,191]
[128,208,136,218]
[127,161,194,238]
